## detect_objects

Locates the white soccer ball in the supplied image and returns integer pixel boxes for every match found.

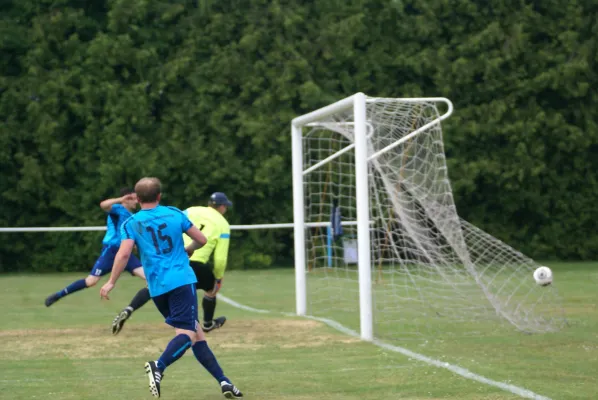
[533,266,553,286]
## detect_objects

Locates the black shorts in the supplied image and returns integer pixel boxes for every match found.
[190,261,216,292]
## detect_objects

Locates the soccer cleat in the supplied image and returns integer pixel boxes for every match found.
[44,293,60,307]
[221,381,243,398]
[202,316,227,333]
[145,361,163,398]
[112,308,132,335]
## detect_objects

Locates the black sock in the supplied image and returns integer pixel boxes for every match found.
[203,295,216,324]
[128,287,151,311]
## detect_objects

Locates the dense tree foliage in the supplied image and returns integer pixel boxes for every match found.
[1,0,597,272]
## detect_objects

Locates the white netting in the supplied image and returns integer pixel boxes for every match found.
[302,97,566,340]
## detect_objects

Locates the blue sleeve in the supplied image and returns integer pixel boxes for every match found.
[166,206,192,232]
[108,204,125,215]
[181,213,192,232]
[120,218,134,241]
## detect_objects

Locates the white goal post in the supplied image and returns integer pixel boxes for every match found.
[292,93,565,342]
[292,93,453,340]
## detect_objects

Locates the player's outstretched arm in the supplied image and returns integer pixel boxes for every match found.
[100,194,136,211]
[184,226,208,256]
[100,239,135,300]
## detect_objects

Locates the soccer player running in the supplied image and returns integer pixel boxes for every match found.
[44,188,145,307]
[111,192,232,335]
[99,177,243,399]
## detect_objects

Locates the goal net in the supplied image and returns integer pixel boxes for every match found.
[292,94,565,342]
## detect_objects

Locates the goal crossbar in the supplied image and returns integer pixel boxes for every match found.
[367,98,453,161]
[301,98,452,175]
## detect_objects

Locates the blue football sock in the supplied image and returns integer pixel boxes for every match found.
[58,279,87,298]
[192,340,228,383]
[157,334,192,372]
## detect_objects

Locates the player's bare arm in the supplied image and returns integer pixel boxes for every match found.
[100,193,136,211]
[184,226,207,256]
[100,239,135,299]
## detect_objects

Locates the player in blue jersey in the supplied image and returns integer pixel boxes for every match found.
[100,177,243,399]
[44,188,145,307]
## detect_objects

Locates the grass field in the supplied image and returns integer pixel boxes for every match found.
[0,262,596,399]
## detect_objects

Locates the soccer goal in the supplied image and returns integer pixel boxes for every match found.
[292,93,565,342]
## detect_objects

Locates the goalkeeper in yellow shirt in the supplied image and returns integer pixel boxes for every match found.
[111,192,233,334]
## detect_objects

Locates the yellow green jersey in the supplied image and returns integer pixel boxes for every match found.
[183,206,230,279]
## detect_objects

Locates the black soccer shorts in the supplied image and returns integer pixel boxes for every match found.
[190,261,217,292]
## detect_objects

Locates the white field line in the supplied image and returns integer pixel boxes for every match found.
[218,294,552,400]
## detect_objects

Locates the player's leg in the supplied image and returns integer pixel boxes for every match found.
[191,328,243,398]
[187,287,243,398]
[131,265,146,280]
[111,256,149,334]
[202,292,227,332]
[191,261,226,332]
[144,284,198,397]
[44,275,102,307]
[44,246,114,307]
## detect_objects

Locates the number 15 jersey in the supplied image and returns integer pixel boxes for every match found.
[121,205,197,297]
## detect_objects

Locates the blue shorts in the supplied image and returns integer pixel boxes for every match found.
[152,283,198,331]
[90,245,142,277]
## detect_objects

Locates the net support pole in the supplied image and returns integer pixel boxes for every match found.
[326,226,333,268]
[292,123,307,316]
[354,93,373,341]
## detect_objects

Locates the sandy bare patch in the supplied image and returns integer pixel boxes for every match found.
[0,324,172,360]
[0,318,359,360]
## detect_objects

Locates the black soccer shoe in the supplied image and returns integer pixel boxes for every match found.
[44,293,60,307]
[112,308,132,335]
[220,381,243,398]
[145,361,163,398]
[202,316,227,333]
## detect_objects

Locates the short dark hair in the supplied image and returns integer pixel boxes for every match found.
[120,187,134,196]
[135,177,162,203]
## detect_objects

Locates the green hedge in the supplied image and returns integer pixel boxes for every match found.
[1,0,597,272]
